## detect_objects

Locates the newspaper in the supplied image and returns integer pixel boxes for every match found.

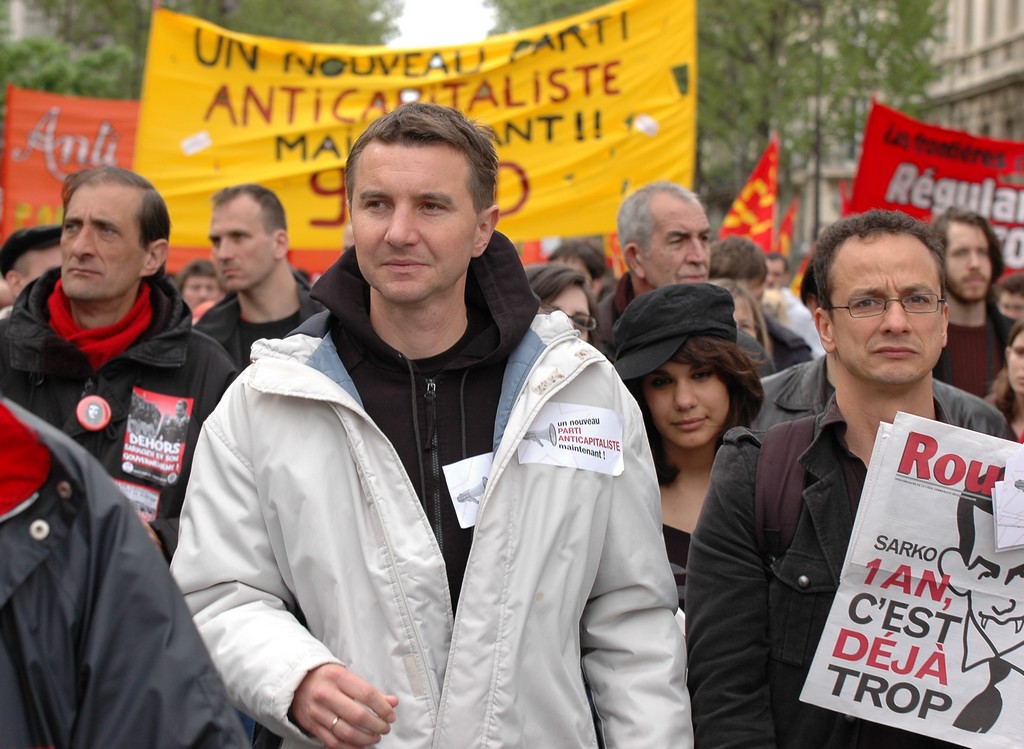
[801,412,1024,748]
[992,450,1024,551]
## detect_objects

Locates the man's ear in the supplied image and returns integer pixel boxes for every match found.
[624,242,644,278]
[472,204,500,258]
[141,239,169,278]
[272,229,289,261]
[5,269,24,297]
[814,306,837,354]
[940,299,949,348]
[938,546,972,597]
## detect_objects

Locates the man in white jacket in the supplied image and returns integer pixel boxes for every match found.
[172,103,691,748]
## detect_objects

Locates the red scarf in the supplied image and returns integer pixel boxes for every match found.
[47,279,153,371]
[0,403,51,516]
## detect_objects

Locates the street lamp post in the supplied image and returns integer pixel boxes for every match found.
[794,0,824,243]
[812,0,823,241]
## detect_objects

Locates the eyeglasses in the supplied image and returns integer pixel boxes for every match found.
[569,313,598,332]
[829,293,945,318]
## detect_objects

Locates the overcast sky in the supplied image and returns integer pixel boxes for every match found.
[389,1,497,48]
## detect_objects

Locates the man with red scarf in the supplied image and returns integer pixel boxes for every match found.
[0,166,236,561]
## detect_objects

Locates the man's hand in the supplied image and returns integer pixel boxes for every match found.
[143,521,164,554]
[291,663,398,748]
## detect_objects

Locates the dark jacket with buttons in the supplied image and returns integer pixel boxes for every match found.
[0,399,248,749]
[0,269,237,560]
[686,397,964,749]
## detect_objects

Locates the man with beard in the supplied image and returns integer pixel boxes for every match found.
[931,206,1013,397]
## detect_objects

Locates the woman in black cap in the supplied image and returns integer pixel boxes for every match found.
[614,282,763,613]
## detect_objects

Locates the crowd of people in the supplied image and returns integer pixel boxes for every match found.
[1,101,1022,747]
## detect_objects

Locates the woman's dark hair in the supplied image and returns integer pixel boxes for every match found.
[548,239,606,282]
[627,335,763,485]
[525,263,598,320]
[990,318,1024,425]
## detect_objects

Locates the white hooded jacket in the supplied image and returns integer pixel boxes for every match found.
[172,310,692,748]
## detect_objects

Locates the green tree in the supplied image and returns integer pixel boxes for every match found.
[12,0,403,99]
[187,0,402,46]
[487,0,596,34]
[486,0,945,218]
[699,0,945,218]
[0,37,134,109]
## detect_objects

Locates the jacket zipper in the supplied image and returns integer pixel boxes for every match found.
[424,377,442,554]
[434,344,602,741]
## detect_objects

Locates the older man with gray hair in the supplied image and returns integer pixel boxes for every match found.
[595,181,711,352]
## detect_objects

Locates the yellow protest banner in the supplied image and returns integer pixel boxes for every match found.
[135,0,695,271]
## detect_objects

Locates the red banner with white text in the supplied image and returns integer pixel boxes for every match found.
[0,84,138,241]
[850,100,1024,271]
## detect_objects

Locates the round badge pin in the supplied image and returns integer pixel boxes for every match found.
[77,395,112,432]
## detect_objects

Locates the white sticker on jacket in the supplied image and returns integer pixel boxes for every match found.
[443,452,494,529]
[114,479,160,523]
[517,402,624,476]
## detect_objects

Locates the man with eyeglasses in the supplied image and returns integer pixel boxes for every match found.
[688,210,997,749]
[754,234,1008,435]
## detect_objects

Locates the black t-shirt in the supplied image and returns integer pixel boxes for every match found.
[333,306,506,613]
[662,524,691,613]
[237,312,302,366]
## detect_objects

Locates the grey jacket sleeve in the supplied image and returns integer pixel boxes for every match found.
[686,430,778,749]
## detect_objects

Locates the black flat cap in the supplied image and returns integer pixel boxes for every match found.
[613,282,737,380]
[0,225,62,276]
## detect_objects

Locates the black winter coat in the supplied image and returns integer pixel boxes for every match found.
[687,399,965,749]
[0,399,248,749]
[0,270,236,559]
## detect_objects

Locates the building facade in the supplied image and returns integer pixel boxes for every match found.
[6,1,51,40]
[928,0,1024,140]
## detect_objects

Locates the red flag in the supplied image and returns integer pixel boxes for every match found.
[517,239,544,265]
[789,251,810,298]
[719,133,778,251]
[606,233,628,277]
[772,197,799,257]
[838,179,853,217]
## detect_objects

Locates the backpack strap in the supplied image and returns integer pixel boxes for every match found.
[754,415,816,562]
